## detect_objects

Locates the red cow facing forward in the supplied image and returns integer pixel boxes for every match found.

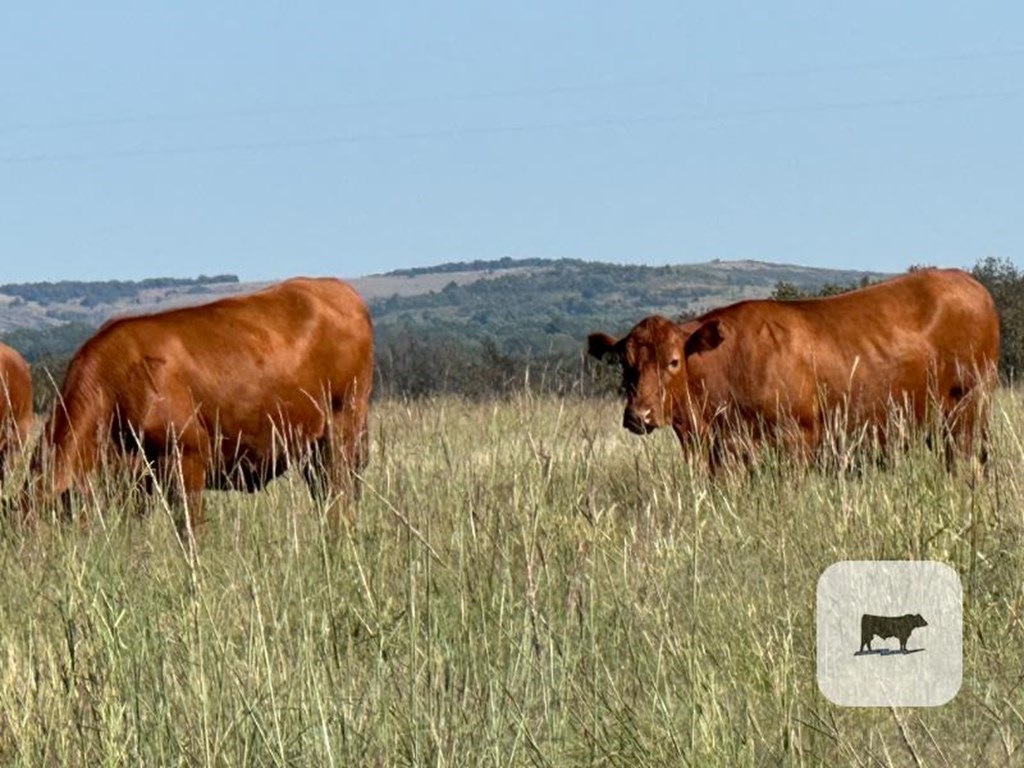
[589,269,999,468]
[33,277,373,530]
[0,342,33,481]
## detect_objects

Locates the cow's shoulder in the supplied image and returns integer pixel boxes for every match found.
[684,299,804,359]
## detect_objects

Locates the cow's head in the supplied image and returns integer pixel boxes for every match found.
[589,315,721,435]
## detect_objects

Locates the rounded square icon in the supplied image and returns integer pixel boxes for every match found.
[816,560,962,707]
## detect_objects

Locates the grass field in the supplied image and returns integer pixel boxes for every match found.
[1,392,1023,766]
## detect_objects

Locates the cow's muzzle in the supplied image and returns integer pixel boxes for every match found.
[623,408,656,435]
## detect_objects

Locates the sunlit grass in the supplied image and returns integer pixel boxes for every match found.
[0,391,1022,765]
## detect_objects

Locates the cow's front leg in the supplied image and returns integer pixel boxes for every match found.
[177,449,208,534]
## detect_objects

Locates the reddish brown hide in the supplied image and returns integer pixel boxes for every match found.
[589,269,999,468]
[0,342,33,481]
[34,277,374,530]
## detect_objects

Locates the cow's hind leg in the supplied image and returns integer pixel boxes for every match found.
[178,450,207,534]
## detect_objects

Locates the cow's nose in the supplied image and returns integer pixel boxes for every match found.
[623,408,653,434]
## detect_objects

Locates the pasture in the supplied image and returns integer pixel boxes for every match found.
[0,392,1023,765]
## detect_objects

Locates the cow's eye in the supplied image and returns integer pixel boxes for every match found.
[668,358,681,371]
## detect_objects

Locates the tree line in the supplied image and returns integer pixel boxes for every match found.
[4,257,1023,411]
[0,274,238,307]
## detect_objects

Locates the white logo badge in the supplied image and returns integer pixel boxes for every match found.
[816,561,962,707]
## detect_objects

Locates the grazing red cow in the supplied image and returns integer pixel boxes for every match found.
[588,269,999,468]
[0,342,33,481]
[33,277,373,530]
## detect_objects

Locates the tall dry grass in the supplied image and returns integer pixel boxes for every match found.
[0,391,1021,765]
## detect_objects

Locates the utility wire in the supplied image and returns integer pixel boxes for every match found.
[0,45,1021,136]
[0,89,1014,166]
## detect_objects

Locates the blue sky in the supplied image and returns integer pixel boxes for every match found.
[1,3,1021,282]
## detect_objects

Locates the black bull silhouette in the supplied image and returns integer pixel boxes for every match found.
[859,613,928,653]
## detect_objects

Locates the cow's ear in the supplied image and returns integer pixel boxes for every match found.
[587,332,621,362]
[684,319,725,358]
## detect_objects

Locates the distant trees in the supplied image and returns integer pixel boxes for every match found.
[971,257,1024,380]
[387,257,559,277]
[0,274,238,306]
[770,281,804,301]
[373,331,606,401]
[0,322,93,363]
[770,275,876,301]
[28,355,68,412]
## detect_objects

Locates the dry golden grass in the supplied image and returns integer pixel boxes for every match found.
[0,391,1021,765]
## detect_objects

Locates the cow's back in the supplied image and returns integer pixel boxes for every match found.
[687,269,998,429]
[801,267,996,381]
[0,342,32,461]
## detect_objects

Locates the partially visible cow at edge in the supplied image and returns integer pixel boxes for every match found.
[31,277,373,531]
[0,342,33,481]
[588,269,999,469]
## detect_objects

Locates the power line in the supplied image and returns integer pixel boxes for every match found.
[0,89,1014,166]
[0,45,1021,137]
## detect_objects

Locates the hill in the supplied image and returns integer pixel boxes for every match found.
[0,258,888,361]
[363,257,889,357]
[11,256,1024,402]
[0,258,898,403]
